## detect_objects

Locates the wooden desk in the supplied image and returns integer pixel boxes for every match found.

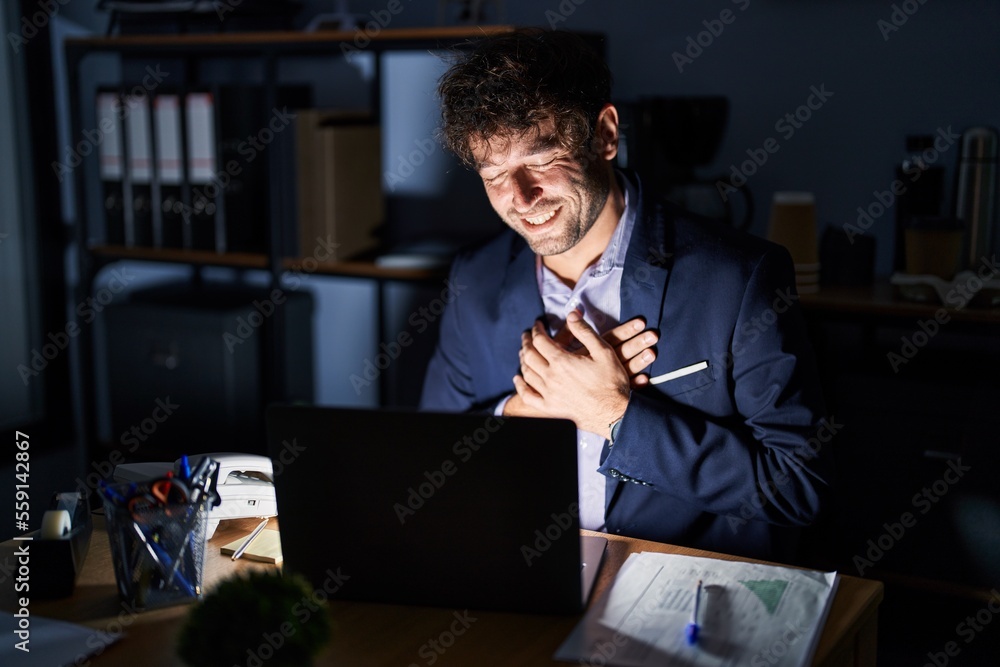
[1,517,883,666]
[800,282,1000,325]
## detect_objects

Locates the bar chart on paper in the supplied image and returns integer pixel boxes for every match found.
[555,553,838,667]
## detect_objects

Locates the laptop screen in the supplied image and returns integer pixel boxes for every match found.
[266,405,587,614]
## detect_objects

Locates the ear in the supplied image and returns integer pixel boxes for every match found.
[594,103,620,162]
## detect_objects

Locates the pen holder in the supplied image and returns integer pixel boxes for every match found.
[102,483,210,610]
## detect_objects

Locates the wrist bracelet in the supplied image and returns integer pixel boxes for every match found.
[609,417,623,444]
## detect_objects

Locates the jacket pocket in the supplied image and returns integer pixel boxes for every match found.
[652,361,715,397]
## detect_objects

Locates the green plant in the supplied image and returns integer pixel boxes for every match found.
[178,570,332,667]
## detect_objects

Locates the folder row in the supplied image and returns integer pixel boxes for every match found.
[96,86,311,254]
[95,84,385,262]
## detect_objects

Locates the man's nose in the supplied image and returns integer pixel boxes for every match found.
[510,169,542,211]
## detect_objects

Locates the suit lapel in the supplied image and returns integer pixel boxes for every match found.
[620,176,672,335]
[497,235,545,362]
[606,172,674,518]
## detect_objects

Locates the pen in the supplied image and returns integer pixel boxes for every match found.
[98,479,128,506]
[686,579,702,645]
[132,523,195,596]
[231,518,269,561]
[650,360,709,386]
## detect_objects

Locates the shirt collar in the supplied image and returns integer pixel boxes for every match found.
[591,170,636,277]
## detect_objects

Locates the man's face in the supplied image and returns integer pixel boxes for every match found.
[472,119,610,257]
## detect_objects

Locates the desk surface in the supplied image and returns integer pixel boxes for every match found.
[1,516,883,666]
[800,282,1000,324]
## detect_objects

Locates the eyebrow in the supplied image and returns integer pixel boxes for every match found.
[476,133,562,171]
[526,133,561,155]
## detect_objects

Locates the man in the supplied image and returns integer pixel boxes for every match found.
[420,29,832,561]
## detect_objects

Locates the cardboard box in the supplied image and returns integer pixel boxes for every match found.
[296,110,383,261]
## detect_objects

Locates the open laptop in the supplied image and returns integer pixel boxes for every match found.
[265,405,607,615]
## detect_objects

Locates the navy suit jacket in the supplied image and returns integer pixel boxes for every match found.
[420,172,833,561]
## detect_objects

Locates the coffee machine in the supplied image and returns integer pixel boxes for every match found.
[619,96,753,231]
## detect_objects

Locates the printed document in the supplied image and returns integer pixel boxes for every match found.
[555,552,838,666]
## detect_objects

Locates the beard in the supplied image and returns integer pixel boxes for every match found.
[505,159,611,257]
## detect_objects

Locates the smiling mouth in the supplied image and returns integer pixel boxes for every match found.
[523,208,559,226]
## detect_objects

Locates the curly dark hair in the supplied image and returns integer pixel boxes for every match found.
[438,28,612,169]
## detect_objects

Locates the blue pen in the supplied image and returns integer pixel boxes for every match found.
[98,479,128,506]
[686,579,702,645]
[179,454,191,482]
[133,523,195,596]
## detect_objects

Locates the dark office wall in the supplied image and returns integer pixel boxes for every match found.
[48,1,1000,274]
[294,0,1000,276]
[0,4,38,428]
[32,1,1000,414]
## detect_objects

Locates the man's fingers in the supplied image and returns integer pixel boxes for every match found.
[620,329,659,362]
[519,362,547,393]
[601,317,646,347]
[565,310,609,357]
[552,322,577,349]
[513,374,543,403]
[529,320,564,359]
[520,332,550,372]
[627,348,656,375]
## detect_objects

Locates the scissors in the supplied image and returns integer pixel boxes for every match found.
[127,473,191,517]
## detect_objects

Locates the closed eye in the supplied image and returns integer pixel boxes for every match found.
[530,152,573,170]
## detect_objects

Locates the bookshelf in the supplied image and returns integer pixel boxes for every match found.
[64,26,511,460]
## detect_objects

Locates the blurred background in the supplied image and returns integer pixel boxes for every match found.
[1,1,999,662]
